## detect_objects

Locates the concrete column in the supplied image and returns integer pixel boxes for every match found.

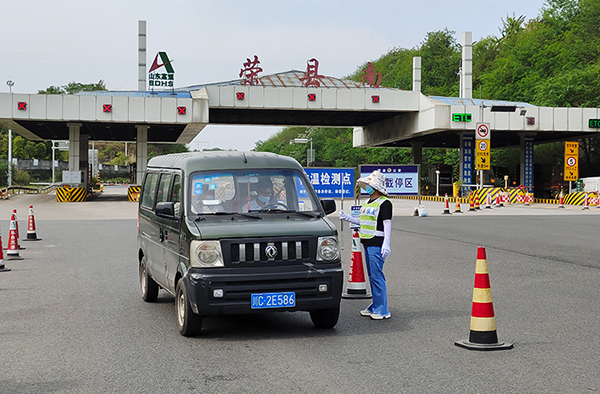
[136,125,149,185]
[461,32,473,99]
[79,134,89,188]
[138,20,147,91]
[68,123,81,171]
[411,142,423,165]
[412,57,421,92]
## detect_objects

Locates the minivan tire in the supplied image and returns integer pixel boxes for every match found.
[140,257,159,302]
[176,278,203,337]
[309,305,340,329]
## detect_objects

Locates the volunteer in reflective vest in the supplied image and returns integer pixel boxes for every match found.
[340,170,393,320]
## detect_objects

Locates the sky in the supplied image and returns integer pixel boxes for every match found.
[2,0,545,151]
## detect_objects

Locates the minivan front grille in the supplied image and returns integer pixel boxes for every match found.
[226,239,310,266]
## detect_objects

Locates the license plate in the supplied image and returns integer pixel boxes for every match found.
[251,292,296,309]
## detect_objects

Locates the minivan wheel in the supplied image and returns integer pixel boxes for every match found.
[139,257,159,302]
[175,278,203,337]
[309,305,340,329]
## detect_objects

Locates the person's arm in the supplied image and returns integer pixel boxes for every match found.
[340,210,360,225]
[381,219,391,258]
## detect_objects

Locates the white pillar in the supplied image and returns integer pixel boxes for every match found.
[461,32,473,99]
[136,125,149,185]
[412,57,421,92]
[8,129,12,187]
[68,123,81,171]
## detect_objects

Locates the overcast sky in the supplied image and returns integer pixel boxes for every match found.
[2,0,545,151]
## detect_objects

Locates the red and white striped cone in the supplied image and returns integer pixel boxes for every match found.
[23,205,42,241]
[558,191,565,208]
[524,192,530,206]
[0,227,10,272]
[6,215,24,260]
[455,246,512,351]
[485,193,492,209]
[342,230,371,299]
[582,192,589,210]
[11,209,25,250]
[495,194,503,207]
[442,193,452,214]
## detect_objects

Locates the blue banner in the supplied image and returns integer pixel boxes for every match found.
[302,168,354,198]
[359,165,419,196]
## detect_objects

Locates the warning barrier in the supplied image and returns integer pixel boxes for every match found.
[455,246,512,351]
[56,185,88,202]
[128,186,141,202]
[342,230,371,299]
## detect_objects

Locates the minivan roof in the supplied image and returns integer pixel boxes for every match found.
[146,151,304,173]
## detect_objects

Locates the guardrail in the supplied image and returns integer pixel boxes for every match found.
[1,184,60,197]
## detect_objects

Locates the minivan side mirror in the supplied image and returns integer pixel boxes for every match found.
[320,199,336,215]
[156,201,175,217]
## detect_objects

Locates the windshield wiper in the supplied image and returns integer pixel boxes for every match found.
[254,209,320,218]
[194,211,262,220]
[236,212,262,219]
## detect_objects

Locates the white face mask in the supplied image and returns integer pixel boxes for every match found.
[258,194,270,203]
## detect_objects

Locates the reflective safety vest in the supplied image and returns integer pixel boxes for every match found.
[359,196,388,239]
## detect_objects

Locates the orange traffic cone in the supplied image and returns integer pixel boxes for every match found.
[23,205,41,241]
[582,192,589,210]
[495,194,503,207]
[0,227,10,272]
[442,193,452,214]
[474,192,481,210]
[6,214,24,260]
[342,230,371,299]
[558,191,565,208]
[454,195,462,213]
[468,193,476,212]
[11,209,25,250]
[455,247,512,351]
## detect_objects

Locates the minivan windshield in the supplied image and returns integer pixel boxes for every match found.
[188,169,323,216]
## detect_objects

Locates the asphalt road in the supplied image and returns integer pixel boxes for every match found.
[1,188,599,393]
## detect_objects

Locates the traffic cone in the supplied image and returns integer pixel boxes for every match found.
[442,193,452,214]
[342,230,371,299]
[485,193,492,209]
[23,205,41,241]
[11,209,25,250]
[0,227,10,272]
[558,191,565,208]
[6,215,24,260]
[454,196,462,213]
[455,247,513,351]
[468,193,476,212]
[495,194,503,207]
[524,192,530,206]
[582,192,589,210]
[474,193,481,210]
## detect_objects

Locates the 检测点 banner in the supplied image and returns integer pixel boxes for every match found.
[301,168,354,198]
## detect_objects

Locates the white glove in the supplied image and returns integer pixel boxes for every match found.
[340,210,360,225]
[381,219,391,258]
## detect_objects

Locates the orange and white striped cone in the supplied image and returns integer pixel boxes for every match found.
[342,230,371,299]
[485,193,492,209]
[454,196,462,213]
[23,205,42,241]
[524,192,530,206]
[558,191,565,208]
[582,192,589,210]
[6,215,24,260]
[11,209,25,250]
[0,227,10,272]
[442,193,452,214]
[468,193,476,212]
[455,246,512,351]
[495,194,503,207]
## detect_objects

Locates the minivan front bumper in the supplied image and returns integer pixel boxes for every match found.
[184,264,343,316]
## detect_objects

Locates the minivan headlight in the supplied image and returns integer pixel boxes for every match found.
[316,236,339,262]
[191,240,224,268]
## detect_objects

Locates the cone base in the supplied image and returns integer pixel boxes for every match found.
[22,238,42,241]
[6,255,24,260]
[454,339,513,351]
[442,211,451,214]
[454,210,462,213]
[0,267,11,272]
[342,291,372,299]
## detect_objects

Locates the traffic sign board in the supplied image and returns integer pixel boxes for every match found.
[476,123,491,140]
[565,141,579,156]
[476,139,491,170]
[564,141,579,181]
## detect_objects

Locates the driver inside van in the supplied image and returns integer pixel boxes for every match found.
[244,177,273,212]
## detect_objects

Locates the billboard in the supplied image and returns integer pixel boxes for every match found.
[302,168,354,198]
[359,165,419,196]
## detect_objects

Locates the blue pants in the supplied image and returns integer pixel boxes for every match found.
[363,246,389,316]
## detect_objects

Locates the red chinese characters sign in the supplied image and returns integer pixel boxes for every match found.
[361,62,382,88]
[239,55,263,86]
[300,58,324,87]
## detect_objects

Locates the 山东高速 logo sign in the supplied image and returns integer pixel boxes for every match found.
[149,52,174,88]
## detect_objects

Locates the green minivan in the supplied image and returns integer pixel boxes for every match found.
[137,151,343,336]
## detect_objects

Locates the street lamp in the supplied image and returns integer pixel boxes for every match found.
[290,138,314,166]
[435,170,440,197]
[504,175,509,189]
[6,80,14,93]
